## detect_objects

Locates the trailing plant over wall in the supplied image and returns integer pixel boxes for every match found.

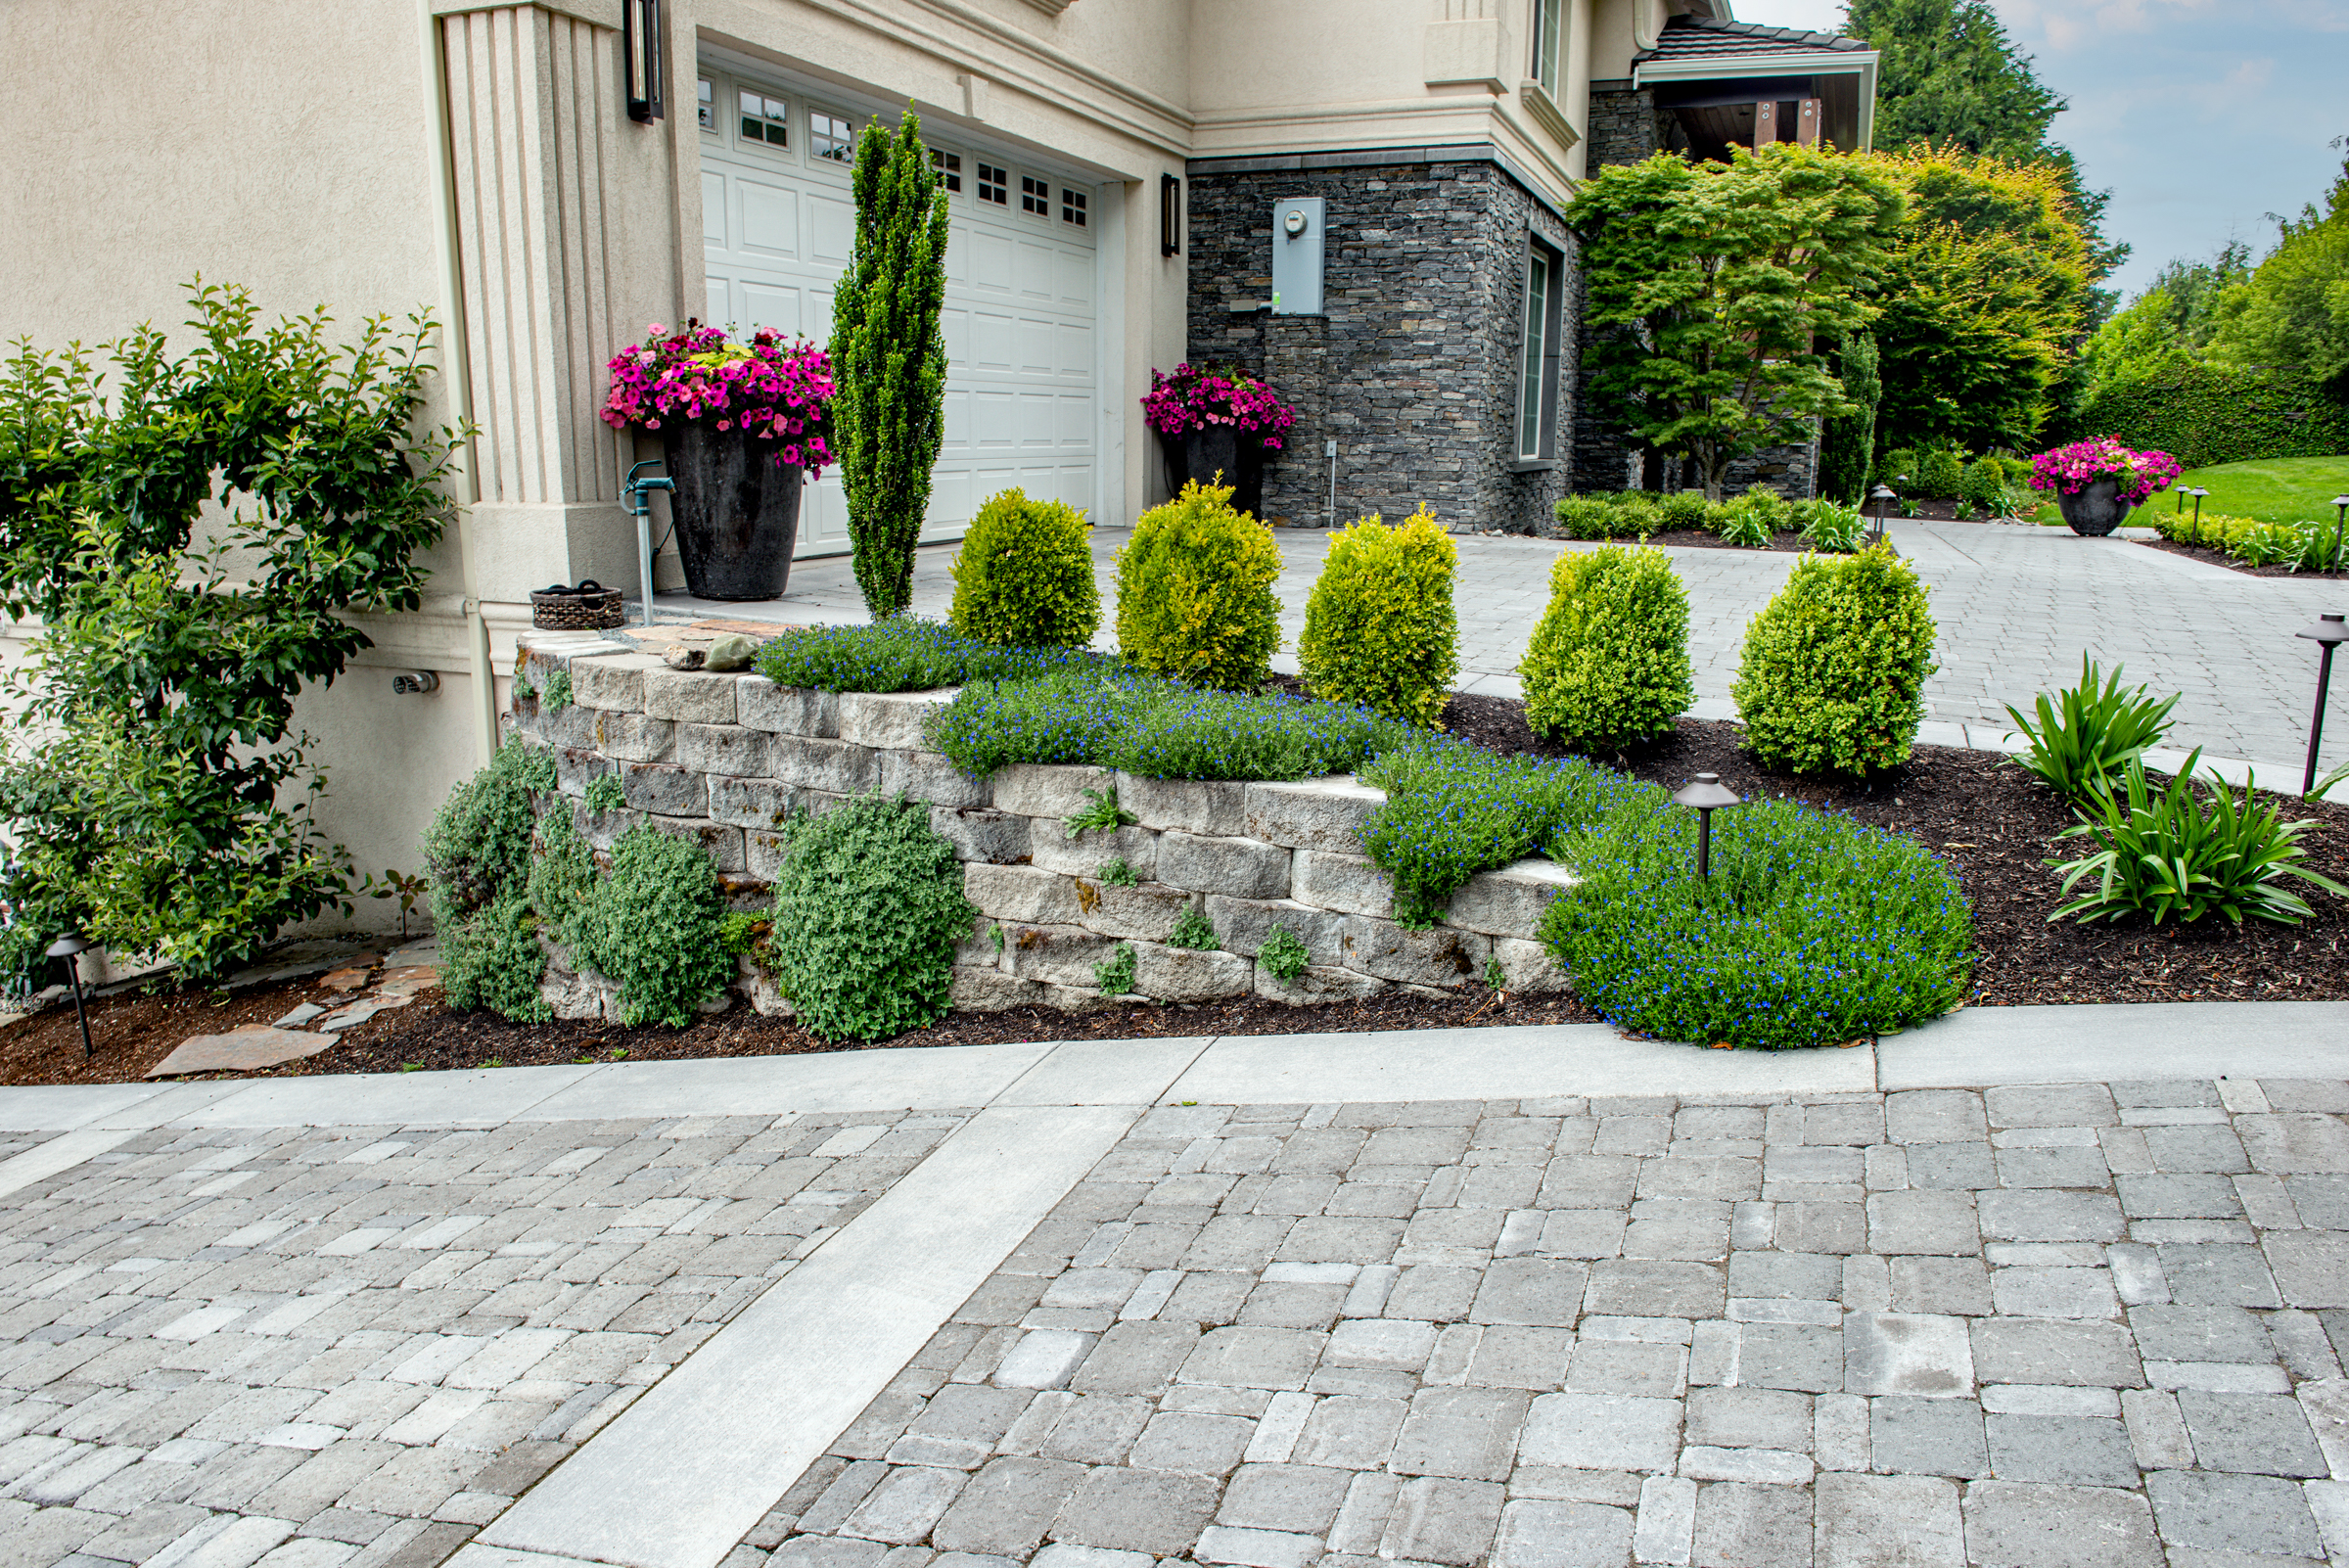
[426,743,558,1020]
[831,112,950,618]
[0,281,464,988]
[569,825,733,1028]
[1298,506,1459,725]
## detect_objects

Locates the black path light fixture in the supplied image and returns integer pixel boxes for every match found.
[2330,494,2349,574]
[45,932,94,1061]
[2186,485,2209,530]
[622,0,665,123]
[1868,484,1895,544]
[2297,614,2349,796]
[1675,772,1741,880]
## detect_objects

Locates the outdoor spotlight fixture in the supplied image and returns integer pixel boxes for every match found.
[622,0,664,123]
[1161,174,1181,257]
[2188,486,2209,529]
[1868,484,1895,543]
[2331,494,2349,574]
[45,932,94,1061]
[2296,613,2349,796]
[1673,772,1741,880]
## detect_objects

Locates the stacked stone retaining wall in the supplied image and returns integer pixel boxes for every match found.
[506,637,1573,1018]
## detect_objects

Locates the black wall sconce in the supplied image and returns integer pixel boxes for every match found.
[624,0,665,123]
[1161,174,1181,257]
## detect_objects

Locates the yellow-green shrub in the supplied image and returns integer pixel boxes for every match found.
[1520,545,1693,746]
[1115,479,1283,689]
[1299,505,1459,724]
[947,487,1100,648]
[1732,544,1938,774]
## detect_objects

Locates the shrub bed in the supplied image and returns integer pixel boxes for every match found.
[754,618,1106,693]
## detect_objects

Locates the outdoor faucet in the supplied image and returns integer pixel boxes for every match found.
[623,461,674,628]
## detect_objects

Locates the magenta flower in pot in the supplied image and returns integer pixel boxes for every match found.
[1142,363,1297,521]
[2027,436,2181,538]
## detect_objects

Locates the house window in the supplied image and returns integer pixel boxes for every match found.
[931,149,963,194]
[978,161,1009,206]
[738,90,788,147]
[810,112,854,162]
[698,78,714,133]
[1532,0,1561,97]
[1061,187,1087,227]
[1021,175,1050,216]
[1518,243,1563,460]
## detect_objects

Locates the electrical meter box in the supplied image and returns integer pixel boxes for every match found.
[1270,197,1326,316]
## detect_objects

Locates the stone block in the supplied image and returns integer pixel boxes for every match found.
[576,798,644,850]
[1254,965,1384,1007]
[712,775,796,832]
[1243,776,1387,853]
[1843,1313,1975,1399]
[881,749,991,809]
[1157,832,1292,899]
[1033,825,1159,880]
[1519,1392,1681,1471]
[1445,858,1578,939]
[572,654,659,713]
[590,710,676,762]
[968,865,1087,926]
[1959,1480,2157,1568]
[770,734,880,795]
[1071,879,1194,942]
[932,807,1033,865]
[1132,945,1253,1004]
[622,762,708,816]
[748,830,789,883]
[1205,898,1349,965]
[1118,774,1247,836]
[677,723,772,778]
[644,669,740,725]
[994,761,1119,821]
[556,746,618,798]
[1290,851,1392,919]
[643,815,748,874]
[1340,917,1489,987]
[1489,937,1568,993]
[544,702,600,749]
[839,688,959,751]
[1003,924,1128,990]
[521,643,569,689]
[738,678,839,738]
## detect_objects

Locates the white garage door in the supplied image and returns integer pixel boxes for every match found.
[697,67,1100,559]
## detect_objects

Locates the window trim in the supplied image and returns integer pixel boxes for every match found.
[1517,239,1565,462]
[807,107,855,164]
[1532,0,1562,98]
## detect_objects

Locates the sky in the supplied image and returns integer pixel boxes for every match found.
[1731,0,2349,300]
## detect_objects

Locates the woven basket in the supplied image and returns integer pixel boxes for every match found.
[530,580,624,630]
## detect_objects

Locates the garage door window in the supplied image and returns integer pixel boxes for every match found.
[978,162,1008,206]
[1021,175,1049,217]
[698,78,715,133]
[740,91,789,148]
[1061,188,1087,227]
[931,149,963,195]
[810,113,854,162]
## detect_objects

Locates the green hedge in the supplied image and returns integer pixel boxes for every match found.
[2075,365,2349,469]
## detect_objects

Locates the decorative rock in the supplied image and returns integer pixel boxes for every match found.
[1001,923,1127,989]
[272,1002,326,1028]
[1254,964,1383,1006]
[769,734,880,795]
[622,762,709,817]
[1290,850,1394,919]
[749,972,796,1017]
[737,677,839,737]
[1075,880,1196,943]
[662,645,707,670]
[710,775,795,832]
[376,967,439,998]
[1491,936,1569,993]
[929,806,1031,865]
[881,749,990,810]
[1156,831,1291,899]
[704,634,757,671]
[572,656,656,713]
[967,864,1088,927]
[540,967,610,1021]
[1243,775,1387,853]
[1447,858,1579,938]
[1340,916,1490,986]
[676,723,772,777]
[1131,944,1253,1003]
[1032,824,1158,880]
[589,711,676,763]
[645,669,739,725]
[840,689,959,751]
[148,1026,339,1078]
[320,962,378,993]
[950,967,1050,1013]
[1117,774,1247,837]
[994,761,1118,821]
[1205,897,1349,966]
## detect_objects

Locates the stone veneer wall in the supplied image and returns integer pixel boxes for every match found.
[505,638,1572,1020]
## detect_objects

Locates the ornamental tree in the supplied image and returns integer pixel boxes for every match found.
[1570,144,1906,500]
[830,110,950,618]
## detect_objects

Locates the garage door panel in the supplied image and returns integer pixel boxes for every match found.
[943,389,970,452]
[1016,241,1056,300]
[1017,392,1056,448]
[971,311,1016,371]
[972,392,1017,451]
[1058,394,1091,448]
[969,232,1015,295]
[702,172,727,246]
[1057,323,1093,380]
[1058,464,1093,510]
[807,192,854,267]
[1017,318,1056,376]
[941,306,970,365]
[944,223,970,287]
[739,177,801,259]
[1056,247,1092,307]
[928,467,973,526]
[738,281,805,337]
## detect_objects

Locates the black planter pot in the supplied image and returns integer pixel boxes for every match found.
[660,421,804,599]
[1161,428,1269,519]
[2057,477,2135,537]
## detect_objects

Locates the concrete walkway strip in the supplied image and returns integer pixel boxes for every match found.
[1881,1000,2348,1087]
[990,1035,1216,1106]
[0,1081,168,1130]
[517,1040,1054,1121]
[187,1061,604,1127]
[0,1127,141,1203]
[478,1101,1136,1568]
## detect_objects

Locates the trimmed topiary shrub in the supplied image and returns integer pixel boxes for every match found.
[1115,478,1283,690]
[1960,458,2005,514]
[1552,495,1617,540]
[1732,545,1938,774]
[765,793,979,1041]
[1916,446,1965,500]
[1519,545,1694,748]
[947,487,1101,649]
[569,825,732,1027]
[1298,505,1459,725]
[1659,489,1712,530]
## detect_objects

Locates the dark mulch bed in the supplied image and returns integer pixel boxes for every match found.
[2138,536,2349,580]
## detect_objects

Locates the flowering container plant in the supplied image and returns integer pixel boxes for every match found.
[2027,436,2180,538]
[603,323,835,599]
[1141,363,1297,521]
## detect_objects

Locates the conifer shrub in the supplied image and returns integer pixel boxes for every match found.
[1732,545,1937,774]
[1298,505,1459,725]
[765,793,978,1041]
[948,487,1100,649]
[1115,479,1283,689]
[1519,545,1694,748]
[569,825,733,1028]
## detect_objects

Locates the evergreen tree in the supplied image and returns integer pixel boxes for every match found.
[830,111,950,618]
[1817,333,1880,502]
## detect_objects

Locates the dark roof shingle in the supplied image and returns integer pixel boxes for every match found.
[1637,14,1870,62]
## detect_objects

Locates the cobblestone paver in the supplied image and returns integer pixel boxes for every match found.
[745,1081,2349,1568]
[0,1109,972,1565]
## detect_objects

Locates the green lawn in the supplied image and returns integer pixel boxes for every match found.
[2162,455,2349,524]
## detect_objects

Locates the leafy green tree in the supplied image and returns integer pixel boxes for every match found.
[1817,332,1880,502]
[2206,150,2349,392]
[831,110,950,618]
[1569,144,1905,500]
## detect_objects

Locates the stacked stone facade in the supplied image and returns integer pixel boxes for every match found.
[507,638,1572,1021]
[1183,156,1575,536]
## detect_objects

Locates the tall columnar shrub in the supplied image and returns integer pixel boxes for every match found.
[1817,333,1881,502]
[765,793,978,1040]
[1298,506,1459,724]
[1732,545,1938,774]
[1115,479,1283,690]
[1519,545,1693,748]
[948,488,1100,649]
[831,112,950,618]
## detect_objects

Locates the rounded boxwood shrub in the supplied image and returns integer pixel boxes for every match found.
[570,824,733,1027]
[1519,545,1693,747]
[1552,495,1615,540]
[1659,489,1712,530]
[1115,478,1283,690]
[1916,447,1965,500]
[1731,546,1937,775]
[765,793,979,1041]
[1298,505,1459,724]
[1960,458,2005,514]
[947,487,1101,649]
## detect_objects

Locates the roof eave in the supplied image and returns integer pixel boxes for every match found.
[1634,47,1879,85]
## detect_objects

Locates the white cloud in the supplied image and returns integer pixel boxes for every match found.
[1724,0,1851,33]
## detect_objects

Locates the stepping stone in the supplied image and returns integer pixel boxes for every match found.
[273,1002,327,1029]
[320,962,380,993]
[148,1026,339,1078]
[316,993,418,1032]
[376,967,439,998]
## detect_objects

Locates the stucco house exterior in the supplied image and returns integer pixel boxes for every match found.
[0,0,1876,922]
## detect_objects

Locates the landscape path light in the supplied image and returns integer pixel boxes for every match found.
[45,932,93,1061]
[2297,613,2349,796]
[1674,772,1740,880]
[1868,484,1895,543]
[2188,486,2209,530]
[2330,494,2349,573]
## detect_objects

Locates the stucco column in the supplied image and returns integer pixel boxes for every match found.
[1565,0,1595,181]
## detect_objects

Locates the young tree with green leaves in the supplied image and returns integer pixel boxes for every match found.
[2206,149,2349,392]
[1569,144,1906,500]
[830,110,950,619]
